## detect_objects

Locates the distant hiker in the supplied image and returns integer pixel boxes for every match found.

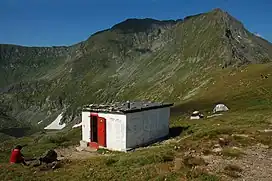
[9,145,28,166]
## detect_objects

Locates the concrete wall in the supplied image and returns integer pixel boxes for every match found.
[82,111,91,142]
[97,113,127,151]
[126,107,170,149]
[82,107,170,151]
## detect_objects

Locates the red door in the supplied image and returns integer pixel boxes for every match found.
[97,117,106,147]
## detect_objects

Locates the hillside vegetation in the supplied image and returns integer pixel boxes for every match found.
[1,8,272,132]
[1,8,272,180]
[1,99,272,181]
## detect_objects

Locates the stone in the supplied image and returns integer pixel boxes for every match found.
[76,146,84,152]
[85,147,97,152]
[31,160,42,167]
[57,156,65,160]
[202,155,212,161]
[184,151,191,156]
[258,129,272,133]
[173,158,184,171]
[264,129,272,133]
[80,140,88,148]
[232,134,249,138]
[212,147,223,153]
[218,137,229,146]
[257,143,269,149]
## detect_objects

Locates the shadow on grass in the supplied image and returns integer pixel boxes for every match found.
[0,127,31,138]
[170,100,217,116]
[169,126,190,138]
[126,126,190,151]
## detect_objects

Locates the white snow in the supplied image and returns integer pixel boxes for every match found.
[38,120,43,125]
[44,113,66,130]
[255,33,262,37]
[72,122,82,128]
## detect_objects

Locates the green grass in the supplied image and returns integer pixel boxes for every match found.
[1,100,271,180]
[4,85,272,180]
[183,156,207,168]
[196,173,220,181]
[222,147,245,158]
[186,168,220,181]
[0,128,81,163]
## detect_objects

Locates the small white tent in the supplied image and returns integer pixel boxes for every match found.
[213,104,229,113]
[190,111,204,120]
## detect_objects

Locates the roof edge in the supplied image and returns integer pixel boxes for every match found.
[82,103,174,114]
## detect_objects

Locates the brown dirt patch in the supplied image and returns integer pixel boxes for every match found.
[55,146,99,160]
[203,145,272,181]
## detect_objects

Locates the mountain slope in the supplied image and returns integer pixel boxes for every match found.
[1,8,272,131]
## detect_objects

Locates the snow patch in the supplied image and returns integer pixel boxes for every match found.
[72,122,82,129]
[254,33,262,37]
[44,113,66,130]
[38,120,43,125]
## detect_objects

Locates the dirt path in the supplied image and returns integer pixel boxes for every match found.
[54,141,272,180]
[55,146,100,160]
[203,145,272,181]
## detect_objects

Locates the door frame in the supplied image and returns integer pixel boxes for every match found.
[97,117,106,147]
[89,113,106,147]
[90,114,98,143]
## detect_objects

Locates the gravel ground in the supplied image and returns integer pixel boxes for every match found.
[203,145,272,181]
[55,146,99,160]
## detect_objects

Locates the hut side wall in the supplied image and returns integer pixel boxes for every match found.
[126,107,170,149]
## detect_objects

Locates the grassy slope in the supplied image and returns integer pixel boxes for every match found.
[1,70,272,180]
[0,95,271,181]
[1,62,272,180]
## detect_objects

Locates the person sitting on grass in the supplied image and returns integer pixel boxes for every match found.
[9,145,28,166]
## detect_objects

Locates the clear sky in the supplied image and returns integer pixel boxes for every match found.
[1,0,271,46]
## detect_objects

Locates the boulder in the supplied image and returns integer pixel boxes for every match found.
[212,147,223,153]
[80,140,88,148]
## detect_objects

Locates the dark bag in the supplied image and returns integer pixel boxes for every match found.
[39,150,58,164]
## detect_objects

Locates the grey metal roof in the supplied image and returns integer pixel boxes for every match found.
[82,101,173,114]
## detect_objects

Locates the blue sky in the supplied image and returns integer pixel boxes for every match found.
[0,0,271,46]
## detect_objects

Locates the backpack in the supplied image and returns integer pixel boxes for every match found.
[39,150,58,164]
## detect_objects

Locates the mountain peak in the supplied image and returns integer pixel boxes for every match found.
[111,18,178,33]
[212,8,226,13]
[208,8,230,18]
